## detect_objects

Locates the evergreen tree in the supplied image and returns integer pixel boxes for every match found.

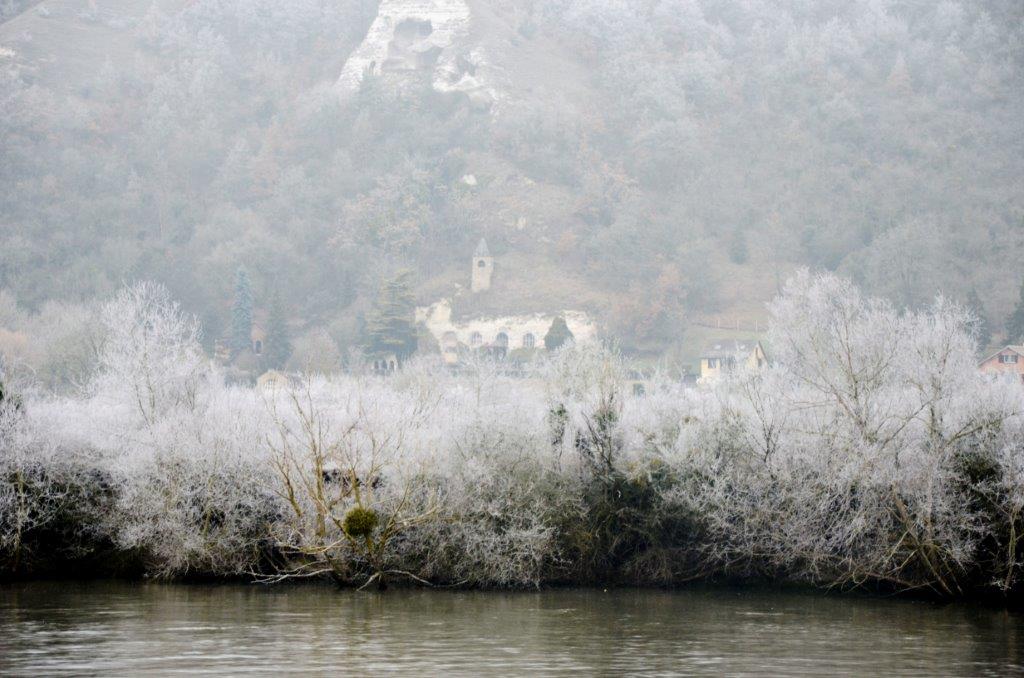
[365,271,417,360]
[230,267,254,354]
[544,316,575,351]
[264,288,292,369]
[966,288,991,351]
[728,228,749,264]
[1006,279,1024,345]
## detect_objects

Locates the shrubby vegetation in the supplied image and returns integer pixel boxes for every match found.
[1,273,1021,598]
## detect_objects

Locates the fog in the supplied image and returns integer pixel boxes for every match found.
[2,0,1022,378]
[1,1,1024,598]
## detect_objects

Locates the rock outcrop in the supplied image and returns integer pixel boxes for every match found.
[336,0,496,105]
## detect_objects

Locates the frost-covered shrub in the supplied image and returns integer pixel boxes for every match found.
[658,271,1024,595]
[2,275,1022,597]
[0,408,116,575]
[107,392,279,578]
[406,419,562,588]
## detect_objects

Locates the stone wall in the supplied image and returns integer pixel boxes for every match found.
[416,298,597,359]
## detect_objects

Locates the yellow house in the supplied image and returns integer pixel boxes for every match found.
[257,370,301,391]
[699,340,768,382]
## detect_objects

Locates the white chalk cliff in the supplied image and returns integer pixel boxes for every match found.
[336,0,497,104]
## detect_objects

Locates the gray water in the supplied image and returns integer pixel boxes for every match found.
[0,582,1020,676]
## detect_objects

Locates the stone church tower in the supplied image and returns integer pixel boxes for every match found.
[471,238,493,292]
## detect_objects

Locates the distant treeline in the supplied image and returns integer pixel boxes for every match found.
[1,1,1022,352]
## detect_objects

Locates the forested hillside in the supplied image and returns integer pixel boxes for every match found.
[1,0,1022,358]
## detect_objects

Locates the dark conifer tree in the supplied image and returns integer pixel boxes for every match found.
[544,316,575,351]
[728,228,749,264]
[365,271,417,360]
[230,267,254,354]
[966,288,991,351]
[1005,279,1024,345]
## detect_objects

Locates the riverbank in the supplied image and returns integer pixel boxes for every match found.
[1,581,1021,675]
[3,274,1023,600]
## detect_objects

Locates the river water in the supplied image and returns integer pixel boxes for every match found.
[0,581,1020,676]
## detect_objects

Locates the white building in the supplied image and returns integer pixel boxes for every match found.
[416,239,598,364]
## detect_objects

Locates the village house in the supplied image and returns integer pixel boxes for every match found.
[256,369,302,391]
[978,345,1024,383]
[213,315,267,363]
[699,340,768,382]
[250,323,265,356]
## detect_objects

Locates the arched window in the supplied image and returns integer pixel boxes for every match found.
[522,333,535,349]
[477,259,486,268]
[495,332,509,347]
[470,331,482,347]
[253,340,262,354]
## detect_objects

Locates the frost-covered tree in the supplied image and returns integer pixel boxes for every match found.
[288,329,341,374]
[760,270,1015,595]
[265,384,442,589]
[91,282,208,425]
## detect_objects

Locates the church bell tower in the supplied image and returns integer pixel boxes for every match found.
[471,238,493,293]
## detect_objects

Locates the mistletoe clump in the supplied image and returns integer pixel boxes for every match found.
[342,507,379,538]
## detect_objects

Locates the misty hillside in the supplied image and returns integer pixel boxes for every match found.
[1,0,1022,360]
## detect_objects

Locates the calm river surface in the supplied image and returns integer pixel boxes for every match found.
[0,581,1020,676]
